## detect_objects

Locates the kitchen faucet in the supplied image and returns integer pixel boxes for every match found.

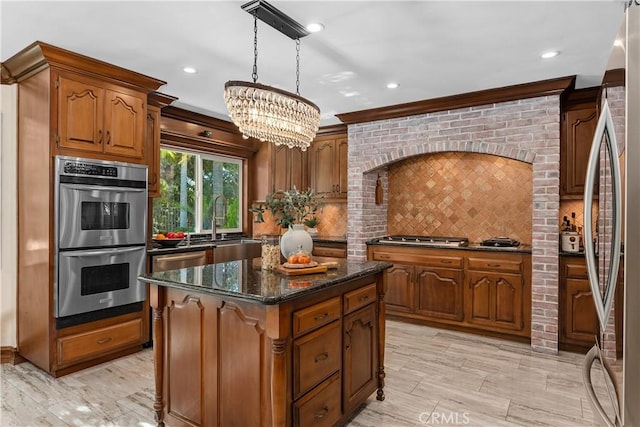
[212,194,227,240]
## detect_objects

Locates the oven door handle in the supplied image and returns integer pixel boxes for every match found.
[60,183,146,193]
[63,247,144,257]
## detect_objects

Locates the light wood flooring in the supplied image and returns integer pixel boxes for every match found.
[1,320,621,426]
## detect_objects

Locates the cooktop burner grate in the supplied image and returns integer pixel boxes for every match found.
[480,237,521,247]
[378,235,469,247]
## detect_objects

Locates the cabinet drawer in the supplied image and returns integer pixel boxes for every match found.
[344,283,376,315]
[564,263,588,278]
[294,372,342,427]
[57,319,143,366]
[312,246,347,258]
[294,321,341,398]
[293,297,341,337]
[372,251,462,268]
[467,257,522,273]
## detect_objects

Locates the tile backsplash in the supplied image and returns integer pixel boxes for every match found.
[387,152,533,244]
[252,202,347,238]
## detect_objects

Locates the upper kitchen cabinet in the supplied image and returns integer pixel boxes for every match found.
[1,41,166,165]
[146,92,177,197]
[308,125,348,201]
[252,142,307,202]
[560,87,600,198]
[57,72,146,159]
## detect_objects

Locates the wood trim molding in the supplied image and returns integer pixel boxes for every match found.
[1,346,26,365]
[335,75,576,125]
[148,91,178,108]
[602,68,625,88]
[315,124,347,137]
[1,41,166,91]
[162,106,241,133]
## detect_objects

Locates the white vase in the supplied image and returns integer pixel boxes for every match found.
[280,224,313,258]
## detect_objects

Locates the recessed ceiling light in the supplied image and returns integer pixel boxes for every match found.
[306,22,324,33]
[541,51,559,59]
[183,66,198,74]
[386,82,399,89]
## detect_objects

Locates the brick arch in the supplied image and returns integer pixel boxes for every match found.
[361,141,536,174]
[347,95,562,354]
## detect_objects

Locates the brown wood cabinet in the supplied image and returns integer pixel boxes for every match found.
[57,71,147,160]
[561,88,599,198]
[149,271,385,427]
[146,92,177,197]
[312,241,347,258]
[559,257,598,347]
[559,255,624,353]
[252,142,307,201]
[2,41,164,376]
[368,244,531,338]
[309,134,348,201]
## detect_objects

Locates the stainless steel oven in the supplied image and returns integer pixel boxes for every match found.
[54,156,148,320]
[57,246,146,317]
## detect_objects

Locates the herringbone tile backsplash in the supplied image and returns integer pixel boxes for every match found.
[387,152,533,244]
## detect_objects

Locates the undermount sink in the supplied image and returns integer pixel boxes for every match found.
[213,239,261,263]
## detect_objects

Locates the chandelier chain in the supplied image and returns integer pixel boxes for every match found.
[252,12,258,83]
[296,39,300,95]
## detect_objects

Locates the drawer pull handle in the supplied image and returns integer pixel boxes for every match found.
[440,260,453,264]
[487,263,501,267]
[314,313,329,322]
[314,406,329,420]
[378,254,390,259]
[96,337,112,345]
[314,352,329,363]
[359,295,369,302]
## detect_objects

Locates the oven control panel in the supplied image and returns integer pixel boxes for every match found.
[63,161,118,178]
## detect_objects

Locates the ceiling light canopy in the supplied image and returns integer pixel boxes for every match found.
[183,66,197,74]
[224,0,320,151]
[386,82,399,89]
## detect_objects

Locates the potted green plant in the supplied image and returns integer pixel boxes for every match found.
[250,187,323,257]
[303,216,320,236]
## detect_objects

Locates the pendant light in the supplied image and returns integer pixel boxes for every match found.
[224,0,321,151]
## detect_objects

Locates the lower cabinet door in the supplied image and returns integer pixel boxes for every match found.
[385,264,414,312]
[343,303,378,414]
[294,372,342,427]
[415,266,464,321]
[563,277,599,344]
[465,271,524,332]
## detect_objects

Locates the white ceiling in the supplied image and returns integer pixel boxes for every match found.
[1,1,627,126]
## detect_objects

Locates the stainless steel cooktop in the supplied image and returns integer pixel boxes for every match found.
[377,235,469,247]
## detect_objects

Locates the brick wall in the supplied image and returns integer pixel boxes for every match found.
[347,96,561,353]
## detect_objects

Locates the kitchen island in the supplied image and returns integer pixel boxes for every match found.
[140,258,391,427]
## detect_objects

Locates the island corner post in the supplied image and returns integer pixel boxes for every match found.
[143,260,390,427]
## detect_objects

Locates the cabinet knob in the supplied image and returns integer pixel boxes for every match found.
[314,406,329,420]
[314,352,329,363]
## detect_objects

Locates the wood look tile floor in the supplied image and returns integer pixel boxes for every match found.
[1,320,621,426]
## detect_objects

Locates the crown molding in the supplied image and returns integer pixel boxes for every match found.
[335,75,576,125]
[1,41,165,92]
[602,68,625,88]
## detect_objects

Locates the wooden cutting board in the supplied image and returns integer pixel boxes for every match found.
[273,264,328,276]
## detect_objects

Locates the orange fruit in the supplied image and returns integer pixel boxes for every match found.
[156,233,166,240]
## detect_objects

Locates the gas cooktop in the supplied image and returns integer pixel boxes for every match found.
[377,235,469,247]
[480,237,521,247]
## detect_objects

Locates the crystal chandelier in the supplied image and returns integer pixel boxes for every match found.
[224,1,320,151]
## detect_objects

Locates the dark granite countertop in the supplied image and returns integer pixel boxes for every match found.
[366,239,533,254]
[139,258,391,305]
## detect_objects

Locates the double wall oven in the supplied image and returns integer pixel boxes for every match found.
[54,156,148,325]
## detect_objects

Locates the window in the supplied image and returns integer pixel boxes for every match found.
[152,148,242,235]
